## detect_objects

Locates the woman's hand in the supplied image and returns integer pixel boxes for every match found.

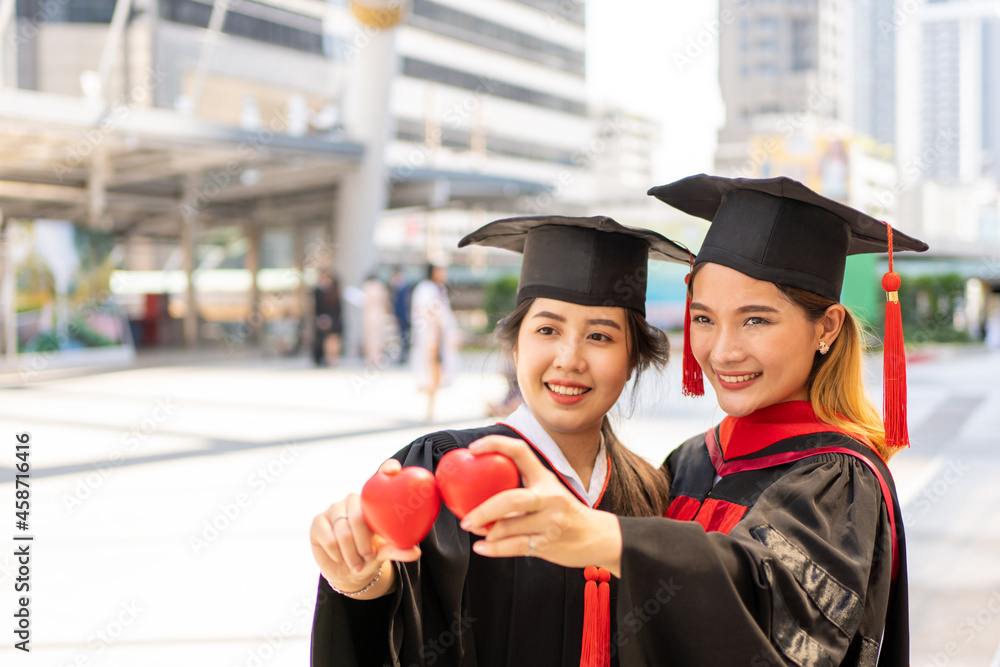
[309,459,420,599]
[459,435,623,577]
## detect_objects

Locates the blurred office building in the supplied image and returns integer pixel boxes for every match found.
[894,0,1000,248]
[711,0,1000,340]
[2,0,372,358]
[715,0,851,177]
[374,0,592,271]
[1,0,665,362]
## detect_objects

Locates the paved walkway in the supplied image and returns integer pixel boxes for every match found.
[0,345,996,666]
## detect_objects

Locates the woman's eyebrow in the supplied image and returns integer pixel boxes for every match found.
[689,303,780,314]
[531,312,622,330]
[736,305,780,314]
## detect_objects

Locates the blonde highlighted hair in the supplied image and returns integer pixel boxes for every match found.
[776,285,898,461]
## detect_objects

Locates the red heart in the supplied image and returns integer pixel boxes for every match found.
[361,466,440,549]
[435,449,520,519]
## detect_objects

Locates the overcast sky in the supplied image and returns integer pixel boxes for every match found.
[587,0,725,181]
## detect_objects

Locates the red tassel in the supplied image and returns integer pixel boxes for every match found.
[682,273,704,397]
[597,568,611,666]
[580,566,611,667]
[882,223,909,448]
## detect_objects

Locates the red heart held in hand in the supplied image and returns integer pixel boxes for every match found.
[435,449,520,519]
[361,466,441,549]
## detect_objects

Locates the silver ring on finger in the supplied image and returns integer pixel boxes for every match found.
[332,515,349,524]
[525,535,537,558]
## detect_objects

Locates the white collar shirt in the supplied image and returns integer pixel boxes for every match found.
[500,404,608,508]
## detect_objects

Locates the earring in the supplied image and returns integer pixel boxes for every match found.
[818,341,830,355]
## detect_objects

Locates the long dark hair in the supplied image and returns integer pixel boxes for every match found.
[494,298,672,517]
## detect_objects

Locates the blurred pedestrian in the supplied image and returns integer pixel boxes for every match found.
[361,273,391,367]
[389,267,411,364]
[409,264,460,421]
[312,271,342,367]
[986,303,1000,350]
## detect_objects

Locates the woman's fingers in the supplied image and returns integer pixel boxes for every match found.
[375,539,422,563]
[345,493,375,561]
[468,435,549,485]
[377,458,402,475]
[310,510,345,569]
[332,506,368,573]
[460,487,544,532]
[472,534,539,559]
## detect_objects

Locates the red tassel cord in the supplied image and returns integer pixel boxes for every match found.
[682,272,704,397]
[882,223,909,448]
[580,566,611,667]
[597,567,610,664]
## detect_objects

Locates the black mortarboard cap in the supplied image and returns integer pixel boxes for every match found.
[458,215,691,317]
[648,174,929,301]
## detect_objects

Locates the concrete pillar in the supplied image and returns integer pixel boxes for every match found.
[0,0,16,89]
[88,146,109,229]
[332,1,408,357]
[97,0,134,100]
[180,176,200,347]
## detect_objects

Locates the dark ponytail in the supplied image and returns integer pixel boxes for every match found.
[494,300,672,517]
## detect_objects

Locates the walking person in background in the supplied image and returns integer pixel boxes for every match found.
[312,270,343,367]
[409,264,461,421]
[390,267,412,364]
[361,273,392,367]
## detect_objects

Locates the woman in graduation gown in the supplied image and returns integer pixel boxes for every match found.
[461,175,927,666]
[308,215,691,666]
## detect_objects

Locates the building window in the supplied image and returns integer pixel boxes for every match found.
[18,0,118,23]
[395,119,576,164]
[507,0,585,26]
[159,0,324,55]
[757,16,780,30]
[402,58,587,116]
[410,0,585,76]
[791,18,816,70]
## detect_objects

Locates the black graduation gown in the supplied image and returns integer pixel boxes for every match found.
[310,424,623,667]
[615,424,909,666]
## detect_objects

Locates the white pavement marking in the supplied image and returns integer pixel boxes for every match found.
[896,455,947,510]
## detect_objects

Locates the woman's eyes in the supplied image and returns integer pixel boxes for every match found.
[534,327,613,342]
[691,315,770,326]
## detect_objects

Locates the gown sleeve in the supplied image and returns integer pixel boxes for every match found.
[615,453,896,666]
[310,431,475,667]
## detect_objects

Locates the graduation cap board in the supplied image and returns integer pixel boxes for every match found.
[648,174,929,448]
[459,215,691,317]
[647,174,929,302]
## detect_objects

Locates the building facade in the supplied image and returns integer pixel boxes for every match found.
[715,0,850,176]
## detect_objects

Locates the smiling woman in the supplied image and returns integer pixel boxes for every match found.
[458,175,929,666]
[308,214,690,667]
[689,262,846,418]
